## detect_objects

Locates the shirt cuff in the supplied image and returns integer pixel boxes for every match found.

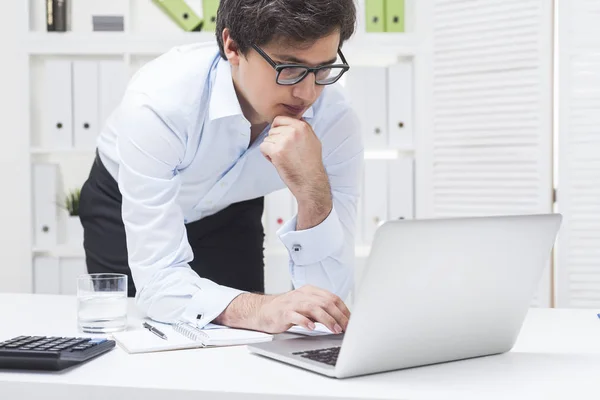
[277,206,344,266]
[180,283,245,329]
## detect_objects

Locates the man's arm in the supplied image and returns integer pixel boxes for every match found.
[215,106,363,334]
[262,110,363,297]
[113,93,244,326]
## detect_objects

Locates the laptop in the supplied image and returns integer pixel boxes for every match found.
[248,213,562,378]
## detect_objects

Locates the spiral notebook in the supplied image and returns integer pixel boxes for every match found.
[113,321,273,354]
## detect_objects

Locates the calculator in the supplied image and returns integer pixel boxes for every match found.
[0,335,116,371]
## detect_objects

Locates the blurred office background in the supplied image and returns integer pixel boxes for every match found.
[0,0,598,309]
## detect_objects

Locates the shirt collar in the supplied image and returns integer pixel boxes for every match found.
[208,56,314,121]
[208,57,245,121]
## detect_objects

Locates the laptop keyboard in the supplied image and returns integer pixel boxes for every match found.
[292,346,341,366]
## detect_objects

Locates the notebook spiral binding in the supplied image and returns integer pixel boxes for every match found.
[173,322,210,344]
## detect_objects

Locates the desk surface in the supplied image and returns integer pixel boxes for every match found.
[0,294,599,400]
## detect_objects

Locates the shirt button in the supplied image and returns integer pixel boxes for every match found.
[292,244,302,252]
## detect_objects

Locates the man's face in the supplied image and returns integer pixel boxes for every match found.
[228,31,341,125]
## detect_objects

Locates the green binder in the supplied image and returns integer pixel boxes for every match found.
[385,0,405,32]
[202,0,220,33]
[152,0,203,32]
[365,0,385,32]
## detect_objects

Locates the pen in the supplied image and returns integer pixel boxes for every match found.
[143,322,168,340]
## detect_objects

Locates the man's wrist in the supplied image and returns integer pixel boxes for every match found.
[213,292,272,330]
[295,173,332,230]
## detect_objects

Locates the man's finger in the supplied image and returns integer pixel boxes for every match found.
[268,125,294,137]
[286,311,316,331]
[272,115,302,128]
[304,305,340,334]
[305,286,351,321]
[320,300,349,331]
[259,141,276,160]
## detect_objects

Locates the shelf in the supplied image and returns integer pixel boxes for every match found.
[25,31,418,57]
[33,244,372,259]
[30,147,95,155]
[344,33,419,57]
[364,148,414,159]
[25,31,217,55]
[33,245,85,258]
[31,147,413,158]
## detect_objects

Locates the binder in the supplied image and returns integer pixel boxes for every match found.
[33,256,60,294]
[59,258,87,295]
[388,158,414,221]
[385,0,405,32]
[72,0,126,32]
[99,60,128,128]
[355,166,365,245]
[73,60,100,150]
[202,0,220,33]
[32,163,59,249]
[363,160,388,244]
[365,67,388,148]
[265,188,294,245]
[343,66,368,145]
[264,250,293,294]
[365,0,385,32]
[46,0,55,31]
[387,61,413,148]
[152,0,203,31]
[43,59,73,149]
[53,0,67,32]
[344,66,388,149]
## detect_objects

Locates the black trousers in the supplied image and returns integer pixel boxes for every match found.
[79,152,265,297]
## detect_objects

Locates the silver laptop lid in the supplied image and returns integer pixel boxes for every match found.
[335,214,562,378]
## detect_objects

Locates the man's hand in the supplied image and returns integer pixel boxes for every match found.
[213,285,351,334]
[260,116,333,230]
[259,116,328,203]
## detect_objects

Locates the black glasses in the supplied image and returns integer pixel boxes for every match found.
[252,44,350,86]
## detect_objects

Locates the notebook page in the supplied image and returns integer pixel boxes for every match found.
[112,323,202,354]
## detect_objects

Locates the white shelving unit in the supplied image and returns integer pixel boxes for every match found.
[24,0,422,296]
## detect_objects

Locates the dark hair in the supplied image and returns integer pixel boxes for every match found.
[216,0,356,60]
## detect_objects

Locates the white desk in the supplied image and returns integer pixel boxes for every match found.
[0,294,599,400]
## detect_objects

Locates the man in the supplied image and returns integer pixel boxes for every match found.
[79,0,363,335]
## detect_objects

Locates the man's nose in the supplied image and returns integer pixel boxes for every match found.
[292,72,318,103]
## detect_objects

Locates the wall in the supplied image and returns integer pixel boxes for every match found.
[0,1,31,292]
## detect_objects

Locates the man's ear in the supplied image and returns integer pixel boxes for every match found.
[222,28,241,66]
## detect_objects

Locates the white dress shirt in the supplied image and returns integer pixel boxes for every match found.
[96,43,364,328]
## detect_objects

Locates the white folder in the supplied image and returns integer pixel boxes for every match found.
[265,188,294,245]
[33,256,60,294]
[344,66,388,149]
[73,60,100,150]
[355,166,365,245]
[99,60,128,128]
[364,67,388,149]
[363,160,389,244]
[264,250,293,294]
[43,60,73,149]
[387,61,414,149]
[59,258,87,295]
[388,158,414,221]
[33,163,59,249]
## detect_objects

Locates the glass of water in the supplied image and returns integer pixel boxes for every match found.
[77,273,128,333]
